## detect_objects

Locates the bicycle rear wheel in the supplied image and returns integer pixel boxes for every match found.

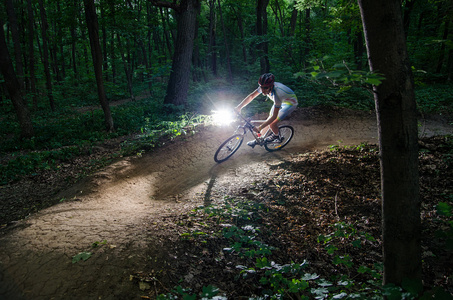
[264,125,294,152]
[214,134,244,163]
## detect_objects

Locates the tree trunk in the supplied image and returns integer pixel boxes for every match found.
[5,0,25,90]
[289,6,298,37]
[26,0,38,110]
[57,2,66,80]
[354,31,364,70]
[0,17,34,139]
[233,6,247,64]
[271,0,285,37]
[70,0,79,82]
[402,0,416,36]
[358,0,422,288]
[84,0,114,132]
[447,48,453,81]
[207,0,217,76]
[108,0,117,84]
[160,7,173,58]
[257,0,270,73]
[217,0,232,81]
[436,18,450,74]
[117,34,135,101]
[303,8,311,67]
[151,0,200,107]
[38,0,56,111]
[191,12,202,83]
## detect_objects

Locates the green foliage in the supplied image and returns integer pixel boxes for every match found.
[157,285,226,300]
[296,58,385,90]
[162,183,453,299]
[0,92,212,184]
[415,84,453,114]
[166,198,384,299]
[436,197,453,250]
[0,146,83,184]
[72,252,92,264]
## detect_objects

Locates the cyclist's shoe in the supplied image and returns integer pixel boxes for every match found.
[247,140,257,148]
[265,133,282,143]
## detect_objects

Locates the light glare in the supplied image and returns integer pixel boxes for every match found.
[212,109,234,125]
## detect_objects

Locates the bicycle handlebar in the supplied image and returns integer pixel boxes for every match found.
[234,110,262,136]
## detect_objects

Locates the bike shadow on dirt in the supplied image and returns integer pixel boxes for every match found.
[201,147,300,207]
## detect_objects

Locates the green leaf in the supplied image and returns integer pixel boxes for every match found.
[302,273,320,281]
[200,285,220,298]
[365,78,383,85]
[437,202,452,216]
[332,292,348,299]
[327,71,343,78]
[316,279,333,287]
[326,244,338,254]
[402,277,423,296]
[352,239,362,248]
[382,284,403,300]
[256,257,270,269]
[72,252,92,263]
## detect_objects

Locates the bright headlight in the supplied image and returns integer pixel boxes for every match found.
[212,109,235,125]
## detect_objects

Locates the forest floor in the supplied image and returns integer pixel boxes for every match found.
[0,106,452,299]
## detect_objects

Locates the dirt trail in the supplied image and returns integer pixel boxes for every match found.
[0,107,451,300]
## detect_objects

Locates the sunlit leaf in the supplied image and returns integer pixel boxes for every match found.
[72,252,92,263]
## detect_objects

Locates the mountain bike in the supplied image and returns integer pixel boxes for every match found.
[214,112,294,163]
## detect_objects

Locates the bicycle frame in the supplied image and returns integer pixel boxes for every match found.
[233,112,270,147]
[213,111,294,163]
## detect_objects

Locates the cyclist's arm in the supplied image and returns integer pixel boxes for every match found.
[257,106,280,132]
[235,89,260,112]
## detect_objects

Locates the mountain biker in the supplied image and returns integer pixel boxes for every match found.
[234,73,298,148]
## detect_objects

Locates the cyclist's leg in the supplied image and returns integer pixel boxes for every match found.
[277,102,297,121]
[263,105,279,135]
[270,103,296,135]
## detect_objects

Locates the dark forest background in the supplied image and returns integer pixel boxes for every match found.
[1,1,453,298]
[0,0,452,187]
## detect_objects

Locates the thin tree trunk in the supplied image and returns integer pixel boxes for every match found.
[0,17,34,139]
[57,2,65,79]
[447,48,453,81]
[402,0,416,36]
[5,0,25,90]
[358,0,421,288]
[84,0,114,132]
[101,2,109,81]
[160,7,173,58]
[257,0,270,73]
[217,0,232,81]
[207,0,217,76]
[354,31,364,70]
[71,26,78,80]
[303,8,311,67]
[192,13,202,83]
[117,34,135,101]
[108,0,116,84]
[70,0,79,81]
[271,0,285,36]
[38,0,55,111]
[232,6,247,64]
[436,18,450,74]
[27,0,38,110]
[289,6,298,36]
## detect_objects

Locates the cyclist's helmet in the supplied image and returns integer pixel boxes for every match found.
[258,73,275,87]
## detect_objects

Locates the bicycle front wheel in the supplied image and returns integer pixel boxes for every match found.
[264,125,294,152]
[214,134,244,163]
